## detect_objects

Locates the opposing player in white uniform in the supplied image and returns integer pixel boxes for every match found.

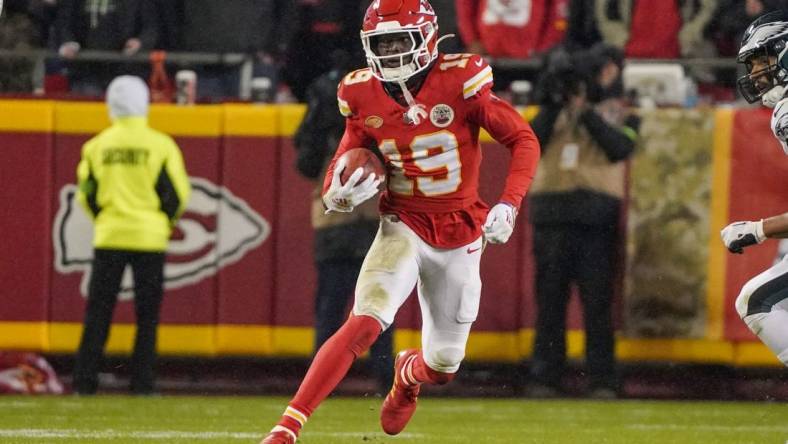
[720,11,788,367]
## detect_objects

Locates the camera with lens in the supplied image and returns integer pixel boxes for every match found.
[534,48,588,106]
[533,44,624,106]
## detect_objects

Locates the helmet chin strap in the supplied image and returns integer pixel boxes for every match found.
[393,32,453,125]
[762,84,787,107]
[398,80,427,125]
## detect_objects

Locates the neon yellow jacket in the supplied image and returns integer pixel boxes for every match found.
[76,116,191,252]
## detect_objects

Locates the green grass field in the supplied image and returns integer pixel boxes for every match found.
[1,395,787,444]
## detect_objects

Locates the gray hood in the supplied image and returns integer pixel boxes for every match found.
[106,76,150,120]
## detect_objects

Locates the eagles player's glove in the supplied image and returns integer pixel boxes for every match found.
[323,157,381,213]
[483,203,517,244]
[720,220,766,254]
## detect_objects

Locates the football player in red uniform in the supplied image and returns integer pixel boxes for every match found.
[261,1,540,442]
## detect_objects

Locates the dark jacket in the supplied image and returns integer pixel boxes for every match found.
[177,0,295,55]
[55,0,158,50]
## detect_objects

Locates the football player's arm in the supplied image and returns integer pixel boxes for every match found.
[721,213,788,254]
[321,117,373,195]
[764,214,788,239]
[320,117,380,213]
[468,92,541,209]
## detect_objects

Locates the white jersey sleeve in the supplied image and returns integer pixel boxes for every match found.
[771,98,788,155]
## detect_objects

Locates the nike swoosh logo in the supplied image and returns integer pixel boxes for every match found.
[467,247,481,254]
[475,59,483,67]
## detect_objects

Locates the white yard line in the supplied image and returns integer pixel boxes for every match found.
[627,424,788,433]
[0,428,424,440]
[0,429,259,440]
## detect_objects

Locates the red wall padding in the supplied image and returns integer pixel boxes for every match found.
[0,110,595,340]
[0,133,53,322]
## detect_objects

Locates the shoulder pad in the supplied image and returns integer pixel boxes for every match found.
[772,98,788,155]
[436,53,493,100]
[337,68,375,117]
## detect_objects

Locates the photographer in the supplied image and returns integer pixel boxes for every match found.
[526,43,640,398]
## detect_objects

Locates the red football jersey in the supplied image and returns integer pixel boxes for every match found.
[323,53,540,248]
[456,0,549,58]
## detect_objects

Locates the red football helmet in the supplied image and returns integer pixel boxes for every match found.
[361,0,439,82]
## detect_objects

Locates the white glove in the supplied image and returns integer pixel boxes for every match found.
[721,220,766,254]
[323,158,381,213]
[483,203,517,244]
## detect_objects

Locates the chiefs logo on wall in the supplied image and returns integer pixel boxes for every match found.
[52,177,270,300]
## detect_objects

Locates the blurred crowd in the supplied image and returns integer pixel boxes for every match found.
[0,0,787,103]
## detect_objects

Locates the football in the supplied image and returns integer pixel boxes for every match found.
[338,148,385,186]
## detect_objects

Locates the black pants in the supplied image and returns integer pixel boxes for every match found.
[73,249,165,395]
[315,258,394,392]
[530,223,618,390]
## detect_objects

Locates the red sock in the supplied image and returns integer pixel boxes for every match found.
[408,351,456,386]
[274,314,381,435]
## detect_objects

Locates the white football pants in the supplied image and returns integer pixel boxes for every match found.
[352,215,483,373]
[735,254,788,367]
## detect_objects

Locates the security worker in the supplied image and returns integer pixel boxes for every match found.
[72,75,191,395]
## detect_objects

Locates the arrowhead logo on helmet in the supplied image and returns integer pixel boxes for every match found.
[52,177,270,299]
[418,0,435,15]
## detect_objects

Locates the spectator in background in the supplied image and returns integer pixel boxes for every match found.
[149,0,179,50]
[526,44,639,399]
[455,0,565,59]
[283,0,365,101]
[73,76,191,395]
[177,0,296,101]
[0,0,57,92]
[564,0,716,58]
[55,0,159,95]
[564,0,601,50]
[541,0,570,54]
[293,50,394,394]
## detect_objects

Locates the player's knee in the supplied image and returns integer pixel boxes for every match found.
[778,349,788,367]
[734,284,754,320]
[425,346,465,374]
[740,312,764,336]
